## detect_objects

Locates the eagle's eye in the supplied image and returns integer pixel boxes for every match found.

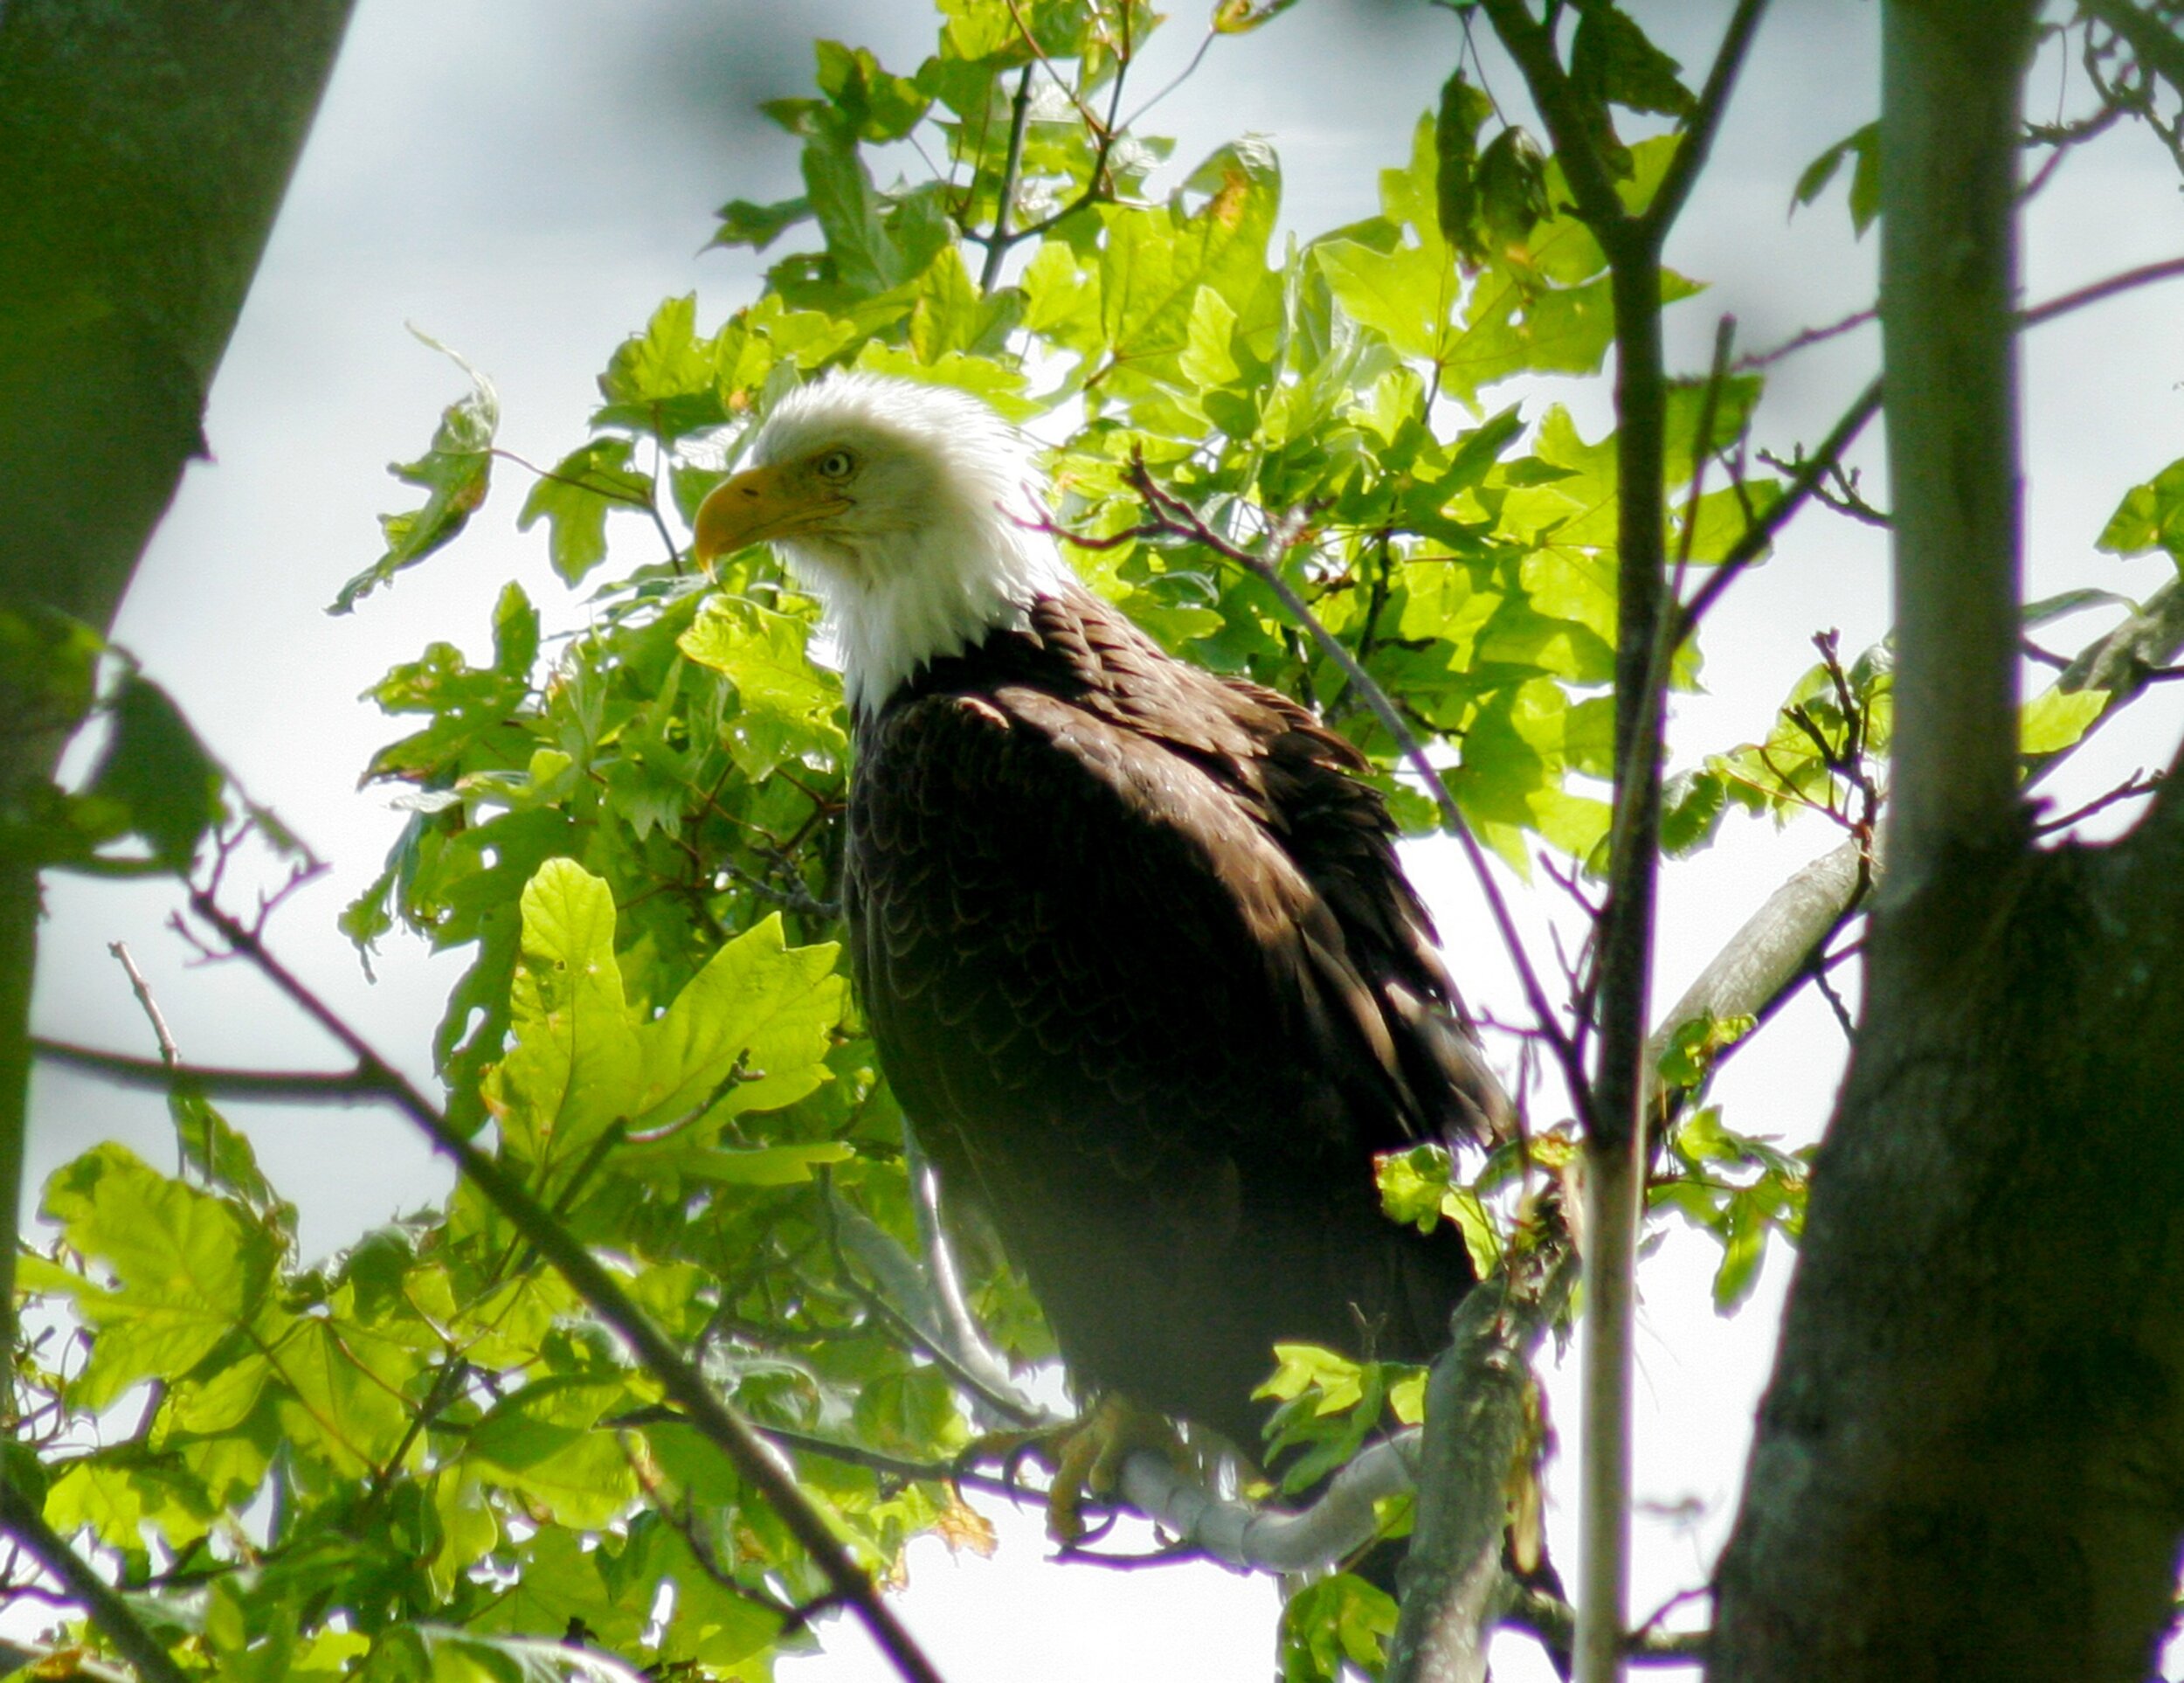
[816,448,857,481]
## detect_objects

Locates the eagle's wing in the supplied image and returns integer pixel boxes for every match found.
[846,646,1489,1435]
[847,670,1501,1190]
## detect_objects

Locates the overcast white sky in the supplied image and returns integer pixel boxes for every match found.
[26,2,2184,1679]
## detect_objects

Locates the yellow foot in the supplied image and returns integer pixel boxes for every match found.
[964,1396,1191,1545]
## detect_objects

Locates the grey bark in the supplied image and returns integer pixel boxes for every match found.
[1386,1247,1574,1683]
[1869,0,2032,884]
[1707,6,2184,1677]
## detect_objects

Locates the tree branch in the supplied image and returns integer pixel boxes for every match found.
[1114,1430,1425,1575]
[1503,1587,1711,1668]
[1642,0,1772,242]
[0,869,29,1409]
[171,892,952,1683]
[31,1040,390,1104]
[1676,378,1883,641]
[977,67,1035,294]
[1646,840,1870,1091]
[1682,252,2184,641]
[1877,0,2040,881]
[0,1478,189,1683]
[1387,1235,1577,1683]
[107,941,180,1065]
[2079,0,2184,100]
[1650,565,2184,1100]
[2020,253,2184,331]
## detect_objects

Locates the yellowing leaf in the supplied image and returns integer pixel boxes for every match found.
[2020,685,2107,754]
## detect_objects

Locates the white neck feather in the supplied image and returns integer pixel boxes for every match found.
[796,516,1069,716]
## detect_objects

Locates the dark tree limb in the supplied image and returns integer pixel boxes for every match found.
[1697,9,2184,1679]
[0,18,355,1677]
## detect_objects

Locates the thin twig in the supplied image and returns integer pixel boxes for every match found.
[489,446,678,566]
[1641,0,1773,243]
[1736,307,1877,371]
[1683,254,2184,639]
[2034,769,2164,835]
[1676,378,1883,639]
[715,855,840,920]
[2021,252,2184,329]
[107,942,178,1065]
[1503,1585,1711,1667]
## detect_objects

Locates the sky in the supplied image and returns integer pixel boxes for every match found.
[24,2,2184,1680]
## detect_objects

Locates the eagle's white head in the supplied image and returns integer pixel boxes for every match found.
[693,371,1072,714]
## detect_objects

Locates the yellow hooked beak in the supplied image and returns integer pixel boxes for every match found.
[692,463,850,569]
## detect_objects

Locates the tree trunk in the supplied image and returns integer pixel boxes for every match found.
[1711,5,2184,1676]
[0,0,356,1396]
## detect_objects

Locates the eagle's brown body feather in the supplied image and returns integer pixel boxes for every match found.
[847,584,1500,1454]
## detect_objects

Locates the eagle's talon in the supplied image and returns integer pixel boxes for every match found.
[963,1396,1192,1544]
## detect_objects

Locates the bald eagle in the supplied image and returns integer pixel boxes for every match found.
[695,373,1507,1460]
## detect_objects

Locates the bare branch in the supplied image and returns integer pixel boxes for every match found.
[1737,306,1877,371]
[1676,378,1883,640]
[2023,252,2184,330]
[31,1039,384,1104]
[1115,1430,1424,1575]
[1387,1234,1577,1683]
[0,1478,189,1683]
[1643,0,1772,242]
[107,941,179,1065]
